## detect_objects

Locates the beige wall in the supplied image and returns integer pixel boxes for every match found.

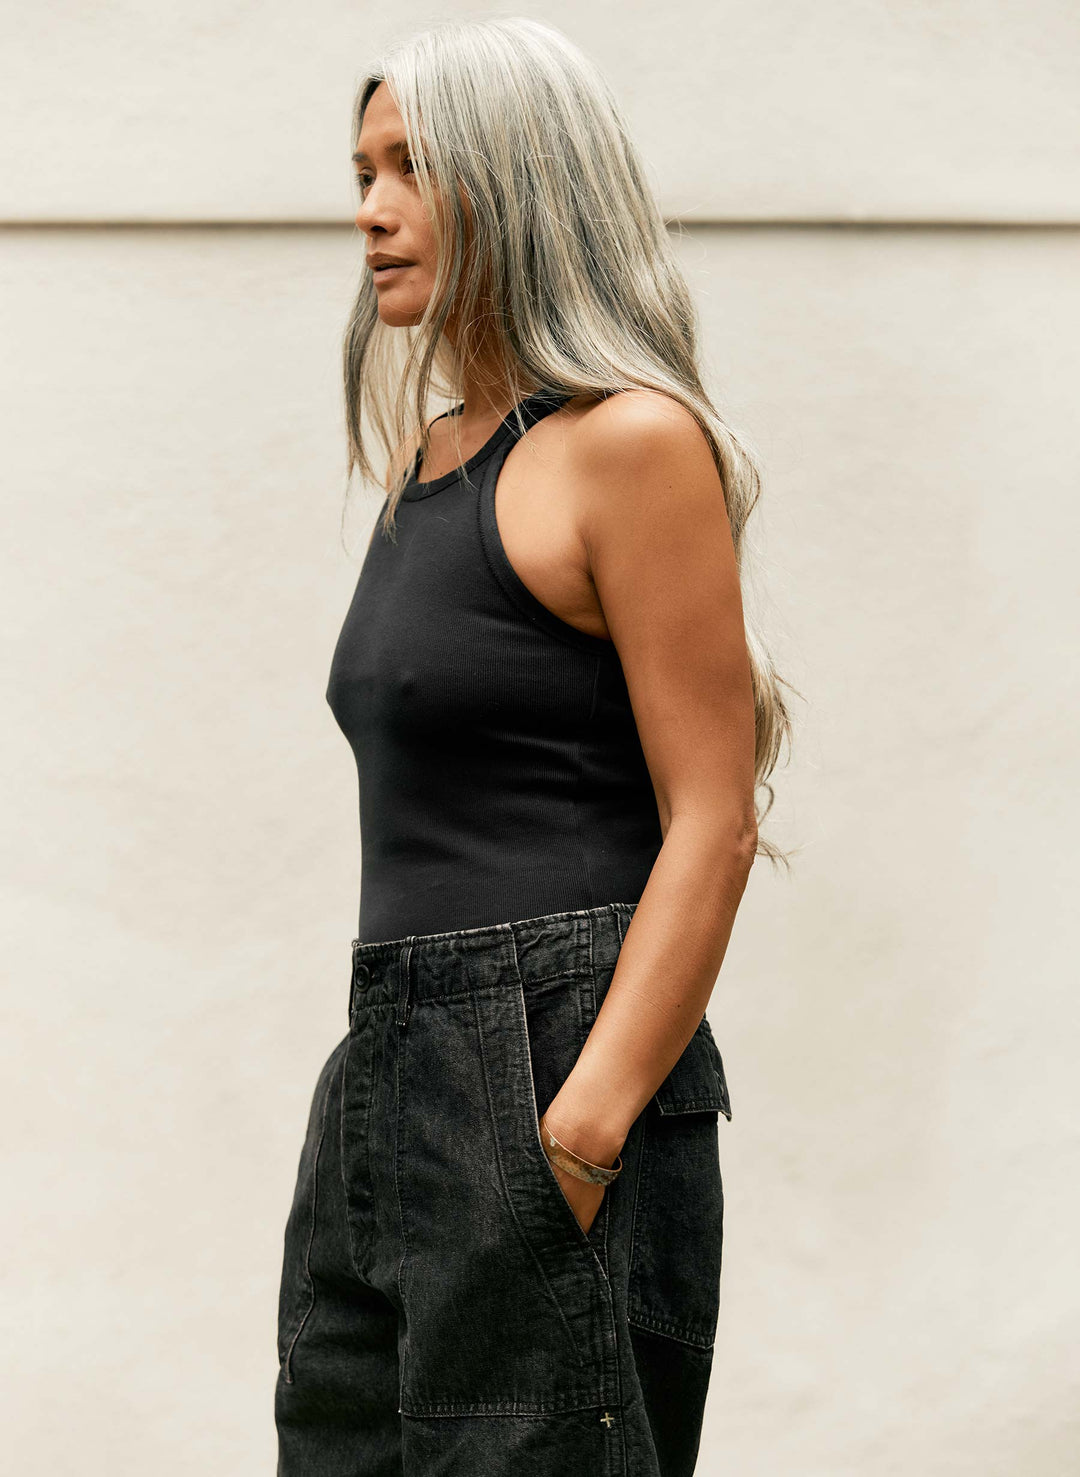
[3,5,1078,1475]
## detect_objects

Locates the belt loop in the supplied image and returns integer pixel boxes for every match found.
[349,939,359,1020]
[612,904,627,949]
[395,942,415,1028]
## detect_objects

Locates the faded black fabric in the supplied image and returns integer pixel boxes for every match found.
[325,389,664,945]
[274,902,731,1476]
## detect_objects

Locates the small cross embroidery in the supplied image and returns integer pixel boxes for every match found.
[600,1411,616,1429]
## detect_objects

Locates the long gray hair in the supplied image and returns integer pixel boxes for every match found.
[342,16,796,866]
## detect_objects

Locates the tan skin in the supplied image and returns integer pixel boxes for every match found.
[355,83,758,1235]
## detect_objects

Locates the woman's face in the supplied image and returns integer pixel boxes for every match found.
[353,82,439,328]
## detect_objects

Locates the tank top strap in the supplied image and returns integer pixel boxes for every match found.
[487,388,576,467]
[506,388,576,436]
[405,388,575,492]
[406,402,463,482]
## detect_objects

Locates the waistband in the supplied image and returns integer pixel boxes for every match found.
[348,901,638,1025]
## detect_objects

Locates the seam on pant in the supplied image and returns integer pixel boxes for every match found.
[624,1113,646,1339]
[470,966,590,1366]
[338,1032,371,1286]
[626,1314,717,1352]
[281,1064,335,1384]
[578,915,626,1461]
[393,1003,411,1412]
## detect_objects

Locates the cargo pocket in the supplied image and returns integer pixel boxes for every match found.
[396,974,614,1416]
[626,1015,731,1349]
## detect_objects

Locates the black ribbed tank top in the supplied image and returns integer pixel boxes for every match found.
[326,388,663,944]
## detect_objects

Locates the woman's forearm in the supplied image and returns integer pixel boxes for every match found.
[541,813,756,1165]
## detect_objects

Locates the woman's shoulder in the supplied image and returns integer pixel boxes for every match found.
[564,385,702,437]
[562,388,712,481]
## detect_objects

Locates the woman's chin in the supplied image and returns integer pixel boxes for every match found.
[377,299,426,327]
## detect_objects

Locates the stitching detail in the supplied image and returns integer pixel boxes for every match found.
[392,1002,411,1413]
[402,417,517,501]
[658,1098,726,1115]
[625,1311,717,1351]
[281,1063,335,1384]
[624,1112,645,1334]
[399,1395,610,1417]
[338,1034,368,1285]
[587,936,627,1475]
[471,970,589,1363]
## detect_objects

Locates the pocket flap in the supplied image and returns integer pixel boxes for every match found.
[652,1015,732,1121]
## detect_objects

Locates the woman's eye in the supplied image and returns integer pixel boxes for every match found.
[354,160,414,193]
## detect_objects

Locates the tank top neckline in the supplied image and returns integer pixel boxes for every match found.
[400,388,573,502]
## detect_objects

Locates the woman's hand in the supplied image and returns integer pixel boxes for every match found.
[539,1102,626,1236]
[547,1157,607,1235]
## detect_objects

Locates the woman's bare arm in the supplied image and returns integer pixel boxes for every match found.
[542,388,758,1175]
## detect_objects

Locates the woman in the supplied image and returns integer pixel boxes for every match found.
[275,16,792,1476]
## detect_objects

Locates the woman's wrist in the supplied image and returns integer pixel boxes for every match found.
[540,1112,623,1185]
[540,1086,629,1170]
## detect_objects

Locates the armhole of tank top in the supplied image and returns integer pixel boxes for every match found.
[476,460,619,660]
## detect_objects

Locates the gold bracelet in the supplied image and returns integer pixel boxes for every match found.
[539,1113,623,1186]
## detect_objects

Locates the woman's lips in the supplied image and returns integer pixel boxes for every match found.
[372,264,412,282]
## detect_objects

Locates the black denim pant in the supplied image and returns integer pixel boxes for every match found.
[274,901,732,1476]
